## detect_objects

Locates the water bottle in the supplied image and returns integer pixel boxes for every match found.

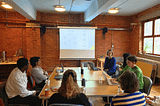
[81,69,84,75]
[82,78,85,87]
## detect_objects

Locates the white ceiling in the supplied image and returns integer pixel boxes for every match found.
[1,0,160,21]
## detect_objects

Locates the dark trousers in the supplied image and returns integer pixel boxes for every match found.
[8,95,42,106]
[37,80,46,89]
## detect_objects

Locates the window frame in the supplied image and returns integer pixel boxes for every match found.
[142,17,160,55]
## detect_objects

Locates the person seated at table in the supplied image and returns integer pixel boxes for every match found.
[103,49,117,77]
[111,55,144,92]
[119,52,131,75]
[145,95,160,106]
[111,70,146,106]
[5,58,42,106]
[48,69,91,106]
[30,56,48,88]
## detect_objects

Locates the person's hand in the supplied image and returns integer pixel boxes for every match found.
[110,78,117,82]
[110,78,118,84]
[106,69,109,71]
[32,91,36,96]
[146,99,154,104]
[44,71,48,76]
[146,96,155,100]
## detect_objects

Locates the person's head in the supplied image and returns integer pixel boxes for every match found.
[107,49,113,57]
[123,53,131,68]
[17,58,29,72]
[58,69,80,99]
[30,56,40,67]
[127,55,137,68]
[119,70,139,93]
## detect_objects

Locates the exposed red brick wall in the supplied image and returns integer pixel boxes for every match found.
[130,4,160,55]
[0,9,134,71]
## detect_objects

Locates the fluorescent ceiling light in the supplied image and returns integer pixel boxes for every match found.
[54,5,66,12]
[1,2,12,9]
[108,8,119,14]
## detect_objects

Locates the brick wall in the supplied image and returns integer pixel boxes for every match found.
[0,8,146,71]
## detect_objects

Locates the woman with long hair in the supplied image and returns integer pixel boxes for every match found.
[48,69,91,106]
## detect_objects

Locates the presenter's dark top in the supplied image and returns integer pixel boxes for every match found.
[48,93,91,106]
[103,57,117,73]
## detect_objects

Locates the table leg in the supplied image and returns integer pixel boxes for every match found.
[101,61,103,71]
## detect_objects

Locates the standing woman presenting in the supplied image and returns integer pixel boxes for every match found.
[103,49,117,77]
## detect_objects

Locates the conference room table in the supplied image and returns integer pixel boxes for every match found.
[38,67,120,106]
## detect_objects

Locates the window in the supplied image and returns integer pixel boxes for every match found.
[143,18,160,54]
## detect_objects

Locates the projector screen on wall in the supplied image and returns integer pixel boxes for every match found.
[59,27,96,60]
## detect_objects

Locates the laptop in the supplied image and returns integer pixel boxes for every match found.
[56,63,64,73]
[54,63,64,80]
[93,67,100,70]
[102,71,118,85]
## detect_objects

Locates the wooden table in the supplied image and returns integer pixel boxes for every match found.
[38,67,119,105]
[96,58,105,70]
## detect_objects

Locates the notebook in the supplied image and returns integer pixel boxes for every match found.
[102,71,118,85]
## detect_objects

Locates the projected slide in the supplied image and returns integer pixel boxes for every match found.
[60,28,95,59]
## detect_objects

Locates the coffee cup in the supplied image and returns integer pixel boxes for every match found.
[45,88,50,96]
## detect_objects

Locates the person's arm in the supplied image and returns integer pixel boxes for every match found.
[32,68,48,81]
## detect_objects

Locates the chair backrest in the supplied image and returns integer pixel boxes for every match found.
[81,62,89,67]
[27,74,36,90]
[81,61,96,70]
[88,61,95,69]
[0,82,8,106]
[49,103,84,106]
[143,76,153,95]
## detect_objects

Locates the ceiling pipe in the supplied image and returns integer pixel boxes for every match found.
[0,19,133,31]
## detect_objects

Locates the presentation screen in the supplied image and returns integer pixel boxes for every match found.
[59,27,96,60]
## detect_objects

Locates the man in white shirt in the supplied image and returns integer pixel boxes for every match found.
[30,56,48,89]
[5,58,42,106]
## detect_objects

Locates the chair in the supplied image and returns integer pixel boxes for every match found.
[27,74,36,90]
[0,82,29,106]
[49,103,84,106]
[81,61,99,70]
[143,76,153,95]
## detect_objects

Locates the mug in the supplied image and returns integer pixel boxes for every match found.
[45,88,50,96]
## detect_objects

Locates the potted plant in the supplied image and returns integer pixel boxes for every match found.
[143,45,149,54]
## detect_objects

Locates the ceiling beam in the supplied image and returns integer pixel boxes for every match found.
[4,0,37,20]
[84,0,118,22]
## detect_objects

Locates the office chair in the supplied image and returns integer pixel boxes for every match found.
[27,74,36,90]
[49,103,84,106]
[143,76,153,95]
[81,61,99,70]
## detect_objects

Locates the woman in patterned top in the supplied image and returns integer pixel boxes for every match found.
[111,70,146,106]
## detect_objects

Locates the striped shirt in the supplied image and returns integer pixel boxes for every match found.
[111,91,146,106]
